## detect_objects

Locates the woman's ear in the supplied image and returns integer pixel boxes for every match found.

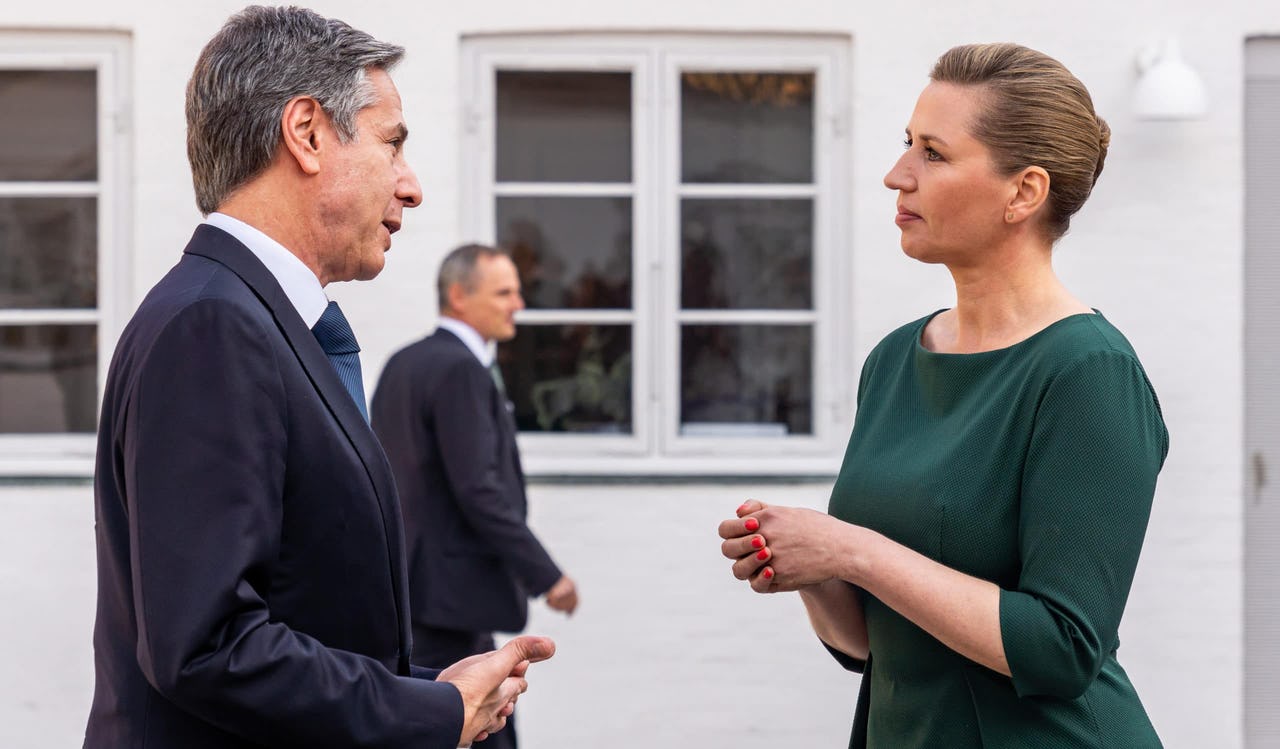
[1005,166,1050,224]
[279,96,324,176]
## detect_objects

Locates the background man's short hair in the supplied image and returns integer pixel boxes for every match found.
[438,243,511,311]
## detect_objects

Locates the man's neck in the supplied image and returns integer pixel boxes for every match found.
[217,180,325,285]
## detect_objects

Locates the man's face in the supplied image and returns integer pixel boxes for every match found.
[451,255,525,343]
[316,68,422,283]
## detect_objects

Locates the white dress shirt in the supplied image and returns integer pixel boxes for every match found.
[436,316,496,367]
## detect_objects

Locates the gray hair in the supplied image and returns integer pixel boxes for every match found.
[185,5,404,215]
[438,243,510,312]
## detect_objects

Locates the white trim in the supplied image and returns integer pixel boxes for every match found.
[0,182,99,197]
[674,310,817,324]
[633,50,657,454]
[515,309,637,324]
[818,39,855,440]
[494,183,634,197]
[678,184,818,198]
[520,450,837,477]
[658,45,682,458]
[0,31,132,478]
[661,46,840,458]
[462,34,851,474]
[464,44,653,456]
[0,310,100,324]
[0,434,96,478]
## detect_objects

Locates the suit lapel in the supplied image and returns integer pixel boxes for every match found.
[435,327,509,419]
[432,326,472,357]
[183,224,413,670]
[434,327,528,491]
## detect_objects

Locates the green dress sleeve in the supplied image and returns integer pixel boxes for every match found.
[999,349,1168,699]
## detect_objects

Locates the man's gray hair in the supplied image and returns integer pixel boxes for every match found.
[185,5,404,215]
[438,243,510,312]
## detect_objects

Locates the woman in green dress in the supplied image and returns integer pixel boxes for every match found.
[719,43,1167,748]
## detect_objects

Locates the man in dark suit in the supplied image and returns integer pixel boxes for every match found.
[372,244,579,749]
[85,8,553,748]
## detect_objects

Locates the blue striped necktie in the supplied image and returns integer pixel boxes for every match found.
[312,301,369,421]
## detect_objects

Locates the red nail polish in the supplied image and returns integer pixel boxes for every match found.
[751,536,764,549]
[763,568,774,580]
[744,518,759,532]
[756,549,769,561]
[736,503,749,514]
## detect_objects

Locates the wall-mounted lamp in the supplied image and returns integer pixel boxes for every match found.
[1134,37,1208,120]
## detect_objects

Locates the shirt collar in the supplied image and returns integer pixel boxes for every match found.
[437,316,495,366]
[203,212,329,328]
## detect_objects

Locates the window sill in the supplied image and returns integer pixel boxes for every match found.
[521,453,840,479]
[0,435,95,478]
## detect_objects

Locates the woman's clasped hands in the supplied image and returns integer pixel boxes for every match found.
[718,499,853,593]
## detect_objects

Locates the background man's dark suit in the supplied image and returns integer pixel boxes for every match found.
[372,328,563,656]
[86,226,462,748]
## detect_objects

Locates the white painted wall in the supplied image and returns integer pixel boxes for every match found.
[2,0,1274,746]
[1,482,857,748]
[0,487,96,749]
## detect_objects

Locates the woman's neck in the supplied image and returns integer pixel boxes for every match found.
[925,250,1092,354]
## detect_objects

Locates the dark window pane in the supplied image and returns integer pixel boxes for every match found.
[498,324,631,434]
[0,324,97,433]
[0,197,98,308]
[681,324,811,436]
[681,71,813,184]
[496,71,631,183]
[0,70,97,181]
[681,198,811,310]
[498,196,632,309]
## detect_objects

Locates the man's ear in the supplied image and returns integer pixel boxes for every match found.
[279,96,324,176]
[1005,166,1050,224]
[446,282,468,314]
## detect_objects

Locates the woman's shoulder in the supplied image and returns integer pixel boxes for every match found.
[1030,313,1169,458]
[1026,314,1165,426]
[1023,311,1146,370]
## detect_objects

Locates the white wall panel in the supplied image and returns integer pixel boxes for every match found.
[1244,35,1280,749]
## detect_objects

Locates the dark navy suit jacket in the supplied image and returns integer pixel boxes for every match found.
[85,225,463,748]
[371,328,562,638]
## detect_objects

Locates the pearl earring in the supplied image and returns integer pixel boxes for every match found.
[1007,212,1014,220]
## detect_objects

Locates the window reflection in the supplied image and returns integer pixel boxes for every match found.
[498,197,632,310]
[681,71,814,184]
[0,197,98,308]
[496,71,632,183]
[680,324,811,435]
[0,66,101,444]
[499,324,632,434]
[0,325,97,433]
[0,70,97,181]
[681,198,811,310]
[485,61,826,446]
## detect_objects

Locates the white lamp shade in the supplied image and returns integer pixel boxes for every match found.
[1134,38,1208,120]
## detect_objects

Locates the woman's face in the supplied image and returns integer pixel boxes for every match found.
[883,82,1017,266]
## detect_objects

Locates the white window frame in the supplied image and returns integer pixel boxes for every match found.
[461,34,851,476]
[0,31,132,477]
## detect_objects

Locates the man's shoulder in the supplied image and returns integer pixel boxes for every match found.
[106,255,281,402]
[129,252,255,323]
[125,257,265,345]
[392,329,473,363]
[382,329,481,386]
